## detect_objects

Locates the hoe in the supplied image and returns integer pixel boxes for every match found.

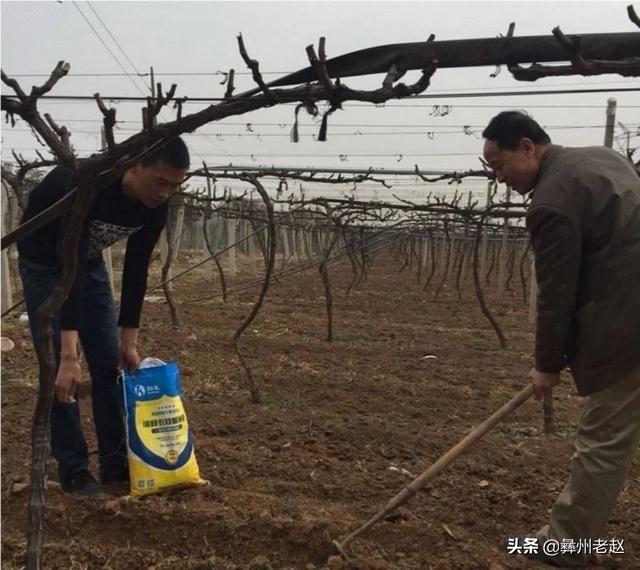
[332,383,535,558]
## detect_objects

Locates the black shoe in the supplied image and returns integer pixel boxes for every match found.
[100,468,130,495]
[100,466,130,486]
[61,470,102,497]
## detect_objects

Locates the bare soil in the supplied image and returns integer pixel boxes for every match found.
[2,251,638,569]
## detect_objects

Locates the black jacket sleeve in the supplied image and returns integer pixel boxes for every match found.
[526,205,582,373]
[118,204,167,328]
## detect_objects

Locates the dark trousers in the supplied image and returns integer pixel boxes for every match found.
[19,256,127,483]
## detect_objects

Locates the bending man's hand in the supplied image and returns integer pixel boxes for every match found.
[118,327,141,373]
[529,367,560,401]
[57,330,81,403]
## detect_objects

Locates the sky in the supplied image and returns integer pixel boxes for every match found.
[1,0,639,202]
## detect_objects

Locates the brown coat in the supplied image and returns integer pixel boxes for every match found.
[527,145,640,396]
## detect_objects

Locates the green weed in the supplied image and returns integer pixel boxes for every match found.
[263,390,296,409]
[559,424,578,439]
[499,422,538,437]
[333,332,369,343]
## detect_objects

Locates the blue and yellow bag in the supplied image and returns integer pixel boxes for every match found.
[122,359,204,496]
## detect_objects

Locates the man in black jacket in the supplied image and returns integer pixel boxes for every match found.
[482,112,640,567]
[18,137,190,495]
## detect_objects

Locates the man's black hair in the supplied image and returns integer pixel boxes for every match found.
[482,111,551,150]
[140,136,190,170]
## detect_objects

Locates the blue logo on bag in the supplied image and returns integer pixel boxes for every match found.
[123,363,193,471]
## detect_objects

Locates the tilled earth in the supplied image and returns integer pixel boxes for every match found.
[1,251,638,569]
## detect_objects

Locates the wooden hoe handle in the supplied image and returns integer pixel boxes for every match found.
[333,383,535,557]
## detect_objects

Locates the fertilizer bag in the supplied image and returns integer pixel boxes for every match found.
[122,358,204,496]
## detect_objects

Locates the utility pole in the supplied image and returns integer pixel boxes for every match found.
[604,97,617,149]
[480,180,494,277]
[150,66,155,98]
[1,182,13,313]
[497,185,511,297]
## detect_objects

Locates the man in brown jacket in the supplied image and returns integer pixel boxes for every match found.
[482,111,640,567]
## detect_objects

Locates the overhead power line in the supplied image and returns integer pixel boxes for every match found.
[85,1,146,80]
[1,149,482,158]
[71,1,149,96]
[8,86,637,103]
[16,119,640,129]
[4,72,638,91]
[5,125,629,138]
[24,101,640,109]
[77,2,239,165]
